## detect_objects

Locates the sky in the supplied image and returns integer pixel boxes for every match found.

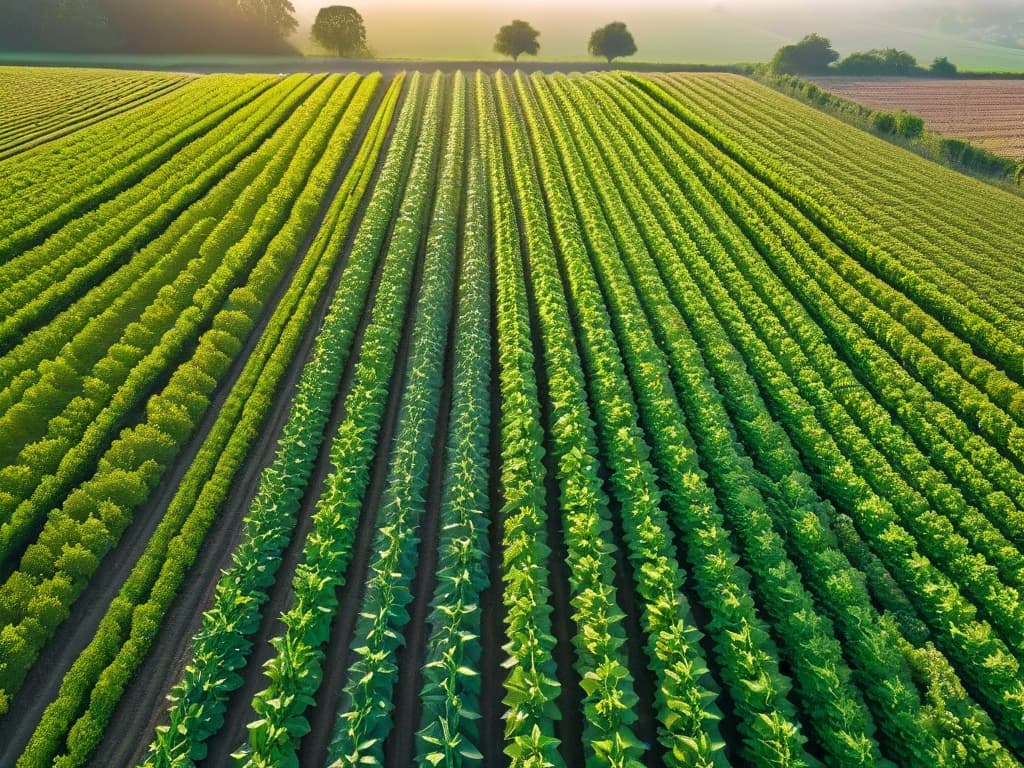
[289,1,1024,70]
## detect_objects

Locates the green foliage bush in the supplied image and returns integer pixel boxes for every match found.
[870,110,896,133]
[895,111,925,138]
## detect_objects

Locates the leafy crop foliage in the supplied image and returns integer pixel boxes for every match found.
[2,67,1024,768]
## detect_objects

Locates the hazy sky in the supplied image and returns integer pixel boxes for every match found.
[289,1,1024,69]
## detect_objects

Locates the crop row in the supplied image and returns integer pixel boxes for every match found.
[497,70,648,766]
[0,71,187,160]
[647,75,1024,343]
[478,73,562,768]
[0,74,333,579]
[611,74,1024,754]
[415,71,493,768]
[326,71,466,767]
[235,71,443,768]
[0,74,273,264]
[0,73,358,714]
[0,74,300,349]
[576,73,993,765]
[141,72,409,768]
[13,72,394,768]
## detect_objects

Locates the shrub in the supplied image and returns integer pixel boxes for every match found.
[895,111,924,138]
[870,110,896,134]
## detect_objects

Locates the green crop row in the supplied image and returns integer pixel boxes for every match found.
[328,71,467,768]
[519,72,735,767]
[13,73,389,768]
[477,74,562,768]
[497,70,647,767]
[140,73,408,768]
[0,74,334,573]
[415,71,493,768]
[0,69,186,159]
[0,74,187,160]
[581,74,972,765]
[0,74,300,347]
[0,73,353,715]
[0,74,273,264]
[235,71,442,768]
[615,74,1024,752]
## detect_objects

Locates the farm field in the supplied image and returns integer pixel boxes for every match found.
[815,76,1024,159]
[0,67,191,161]
[1,66,1024,768]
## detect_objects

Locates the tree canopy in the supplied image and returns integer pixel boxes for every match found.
[588,22,637,63]
[0,0,298,53]
[835,48,921,76]
[930,56,958,77]
[311,6,367,57]
[770,33,839,75]
[494,19,540,62]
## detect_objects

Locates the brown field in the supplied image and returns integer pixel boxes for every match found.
[815,77,1024,159]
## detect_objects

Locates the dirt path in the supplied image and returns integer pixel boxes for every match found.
[62,77,399,768]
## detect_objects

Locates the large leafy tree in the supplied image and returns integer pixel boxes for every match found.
[494,19,540,62]
[588,21,637,63]
[311,5,367,57]
[770,33,839,75]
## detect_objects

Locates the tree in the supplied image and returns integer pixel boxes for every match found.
[312,5,367,57]
[238,0,298,36]
[588,21,637,63]
[770,33,839,75]
[930,56,957,77]
[494,19,540,62]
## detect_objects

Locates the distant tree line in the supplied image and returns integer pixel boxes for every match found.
[0,0,298,54]
[771,34,959,78]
